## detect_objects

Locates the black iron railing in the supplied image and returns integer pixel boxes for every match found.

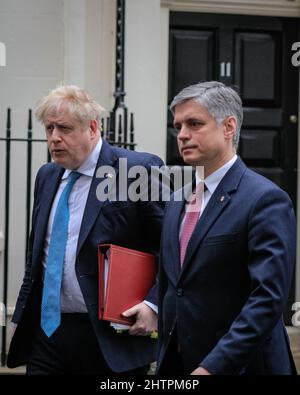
[102,0,135,150]
[0,109,50,366]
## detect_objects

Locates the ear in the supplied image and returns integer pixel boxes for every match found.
[89,119,98,139]
[223,116,237,141]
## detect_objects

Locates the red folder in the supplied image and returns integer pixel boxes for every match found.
[98,244,157,325]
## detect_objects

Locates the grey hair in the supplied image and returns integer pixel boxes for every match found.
[170,81,243,148]
[35,84,105,125]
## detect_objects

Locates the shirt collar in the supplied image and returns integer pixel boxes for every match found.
[62,137,103,179]
[195,154,237,195]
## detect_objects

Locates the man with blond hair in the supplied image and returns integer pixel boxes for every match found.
[7,85,165,374]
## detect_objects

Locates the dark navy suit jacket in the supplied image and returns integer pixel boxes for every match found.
[8,141,166,372]
[157,157,297,375]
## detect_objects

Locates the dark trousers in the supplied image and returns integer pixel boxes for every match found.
[26,313,148,375]
[157,332,186,375]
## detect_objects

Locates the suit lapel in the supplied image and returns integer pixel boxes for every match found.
[179,157,247,279]
[33,166,64,265]
[165,183,193,281]
[167,199,185,281]
[179,187,231,278]
[76,141,117,255]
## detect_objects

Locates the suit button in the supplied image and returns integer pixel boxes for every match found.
[176,288,183,297]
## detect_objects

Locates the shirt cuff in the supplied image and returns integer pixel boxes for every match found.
[144,300,158,314]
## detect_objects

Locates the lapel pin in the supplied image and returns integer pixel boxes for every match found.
[220,196,225,202]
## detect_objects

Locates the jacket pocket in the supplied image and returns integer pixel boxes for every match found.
[203,233,238,245]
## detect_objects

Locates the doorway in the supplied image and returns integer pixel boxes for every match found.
[167,12,299,322]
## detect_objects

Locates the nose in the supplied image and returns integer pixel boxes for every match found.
[49,127,62,143]
[177,124,190,142]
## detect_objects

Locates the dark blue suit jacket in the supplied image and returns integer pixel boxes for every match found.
[8,141,166,372]
[157,157,297,375]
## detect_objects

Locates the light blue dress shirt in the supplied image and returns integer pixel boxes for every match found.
[42,137,157,315]
[42,138,102,313]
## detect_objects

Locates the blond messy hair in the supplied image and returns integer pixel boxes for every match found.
[35,84,105,125]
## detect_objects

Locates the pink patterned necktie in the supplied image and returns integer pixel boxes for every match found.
[180,183,205,265]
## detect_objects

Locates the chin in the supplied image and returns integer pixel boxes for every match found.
[53,159,68,168]
[182,154,197,166]
[52,157,63,164]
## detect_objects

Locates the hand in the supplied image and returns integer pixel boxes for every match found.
[191,367,212,375]
[122,302,157,336]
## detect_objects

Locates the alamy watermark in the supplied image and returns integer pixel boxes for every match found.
[95,160,204,211]
[0,302,5,326]
[291,42,300,67]
[291,302,300,327]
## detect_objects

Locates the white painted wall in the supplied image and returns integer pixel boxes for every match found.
[0,0,65,317]
[63,0,115,116]
[126,0,169,160]
[85,0,116,111]
[0,42,6,66]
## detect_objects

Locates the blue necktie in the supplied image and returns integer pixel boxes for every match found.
[41,171,81,337]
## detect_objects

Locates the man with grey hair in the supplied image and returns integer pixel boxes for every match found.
[157,81,296,375]
[7,84,166,374]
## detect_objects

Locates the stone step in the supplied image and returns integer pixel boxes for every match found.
[0,365,25,375]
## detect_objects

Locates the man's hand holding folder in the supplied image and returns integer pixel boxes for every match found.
[98,244,158,338]
[122,302,157,336]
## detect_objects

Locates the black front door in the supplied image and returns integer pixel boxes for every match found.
[167,12,299,323]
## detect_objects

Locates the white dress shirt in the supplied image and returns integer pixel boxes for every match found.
[180,155,237,237]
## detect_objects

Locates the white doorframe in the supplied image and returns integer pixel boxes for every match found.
[161,0,300,18]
